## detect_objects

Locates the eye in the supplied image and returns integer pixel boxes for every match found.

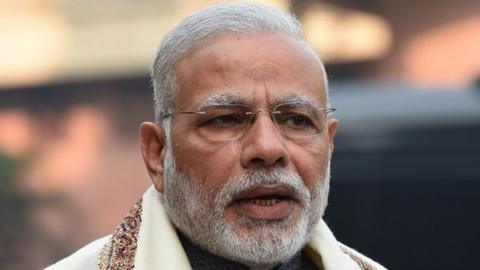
[282,114,314,128]
[204,114,244,127]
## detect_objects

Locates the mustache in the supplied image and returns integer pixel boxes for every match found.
[213,169,311,207]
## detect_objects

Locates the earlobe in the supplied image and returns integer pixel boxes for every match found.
[140,122,166,193]
[327,119,338,157]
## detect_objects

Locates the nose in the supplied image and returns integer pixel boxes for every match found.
[240,112,289,169]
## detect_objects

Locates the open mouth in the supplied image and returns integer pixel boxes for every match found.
[238,195,288,207]
[231,184,297,220]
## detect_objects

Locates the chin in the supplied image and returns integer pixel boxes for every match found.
[205,206,312,267]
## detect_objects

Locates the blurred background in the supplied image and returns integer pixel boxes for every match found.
[0,0,479,269]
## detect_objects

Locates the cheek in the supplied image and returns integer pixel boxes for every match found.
[288,142,330,189]
[173,137,242,191]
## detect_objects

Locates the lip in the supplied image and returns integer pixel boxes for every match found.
[231,184,297,220]
[234,185,296,201]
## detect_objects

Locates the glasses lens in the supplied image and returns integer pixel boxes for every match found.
[196,105,250,141]
[273,103,326,139]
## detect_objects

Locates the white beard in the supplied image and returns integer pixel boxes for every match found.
[160,145,330,269]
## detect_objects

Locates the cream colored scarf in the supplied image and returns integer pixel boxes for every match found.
[95,186,386,270]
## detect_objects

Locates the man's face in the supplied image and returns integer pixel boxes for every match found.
[160,32,337,266]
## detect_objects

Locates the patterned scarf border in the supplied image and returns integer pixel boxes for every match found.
[98,199,143,270]
[340,246,376,270]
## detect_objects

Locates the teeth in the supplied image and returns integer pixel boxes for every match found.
[251,198,280,206]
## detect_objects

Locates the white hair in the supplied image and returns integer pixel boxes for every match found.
[151,1,329,131]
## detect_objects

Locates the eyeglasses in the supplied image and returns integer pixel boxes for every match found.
[162,102,335,142]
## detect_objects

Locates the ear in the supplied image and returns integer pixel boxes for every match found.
[326,119,338,158]
[140,122,167,193]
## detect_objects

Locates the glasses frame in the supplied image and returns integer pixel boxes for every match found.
[162,102,336,141]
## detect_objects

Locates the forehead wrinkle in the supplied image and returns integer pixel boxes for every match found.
[247,63,280,82]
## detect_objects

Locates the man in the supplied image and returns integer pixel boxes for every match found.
[46,2,386,270]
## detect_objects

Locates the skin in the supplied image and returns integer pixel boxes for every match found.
[140,32,338,234]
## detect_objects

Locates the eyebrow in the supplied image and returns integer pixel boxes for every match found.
[196,93,321,111]
[278,94,318,107]
[197,93,247,111]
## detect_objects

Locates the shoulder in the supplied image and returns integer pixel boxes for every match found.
[44,235,111,270]
[339,243,388,270]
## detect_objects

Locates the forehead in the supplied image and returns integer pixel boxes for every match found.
[174,32,327,109]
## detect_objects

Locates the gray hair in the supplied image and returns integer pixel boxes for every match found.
[151,2,328,127]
